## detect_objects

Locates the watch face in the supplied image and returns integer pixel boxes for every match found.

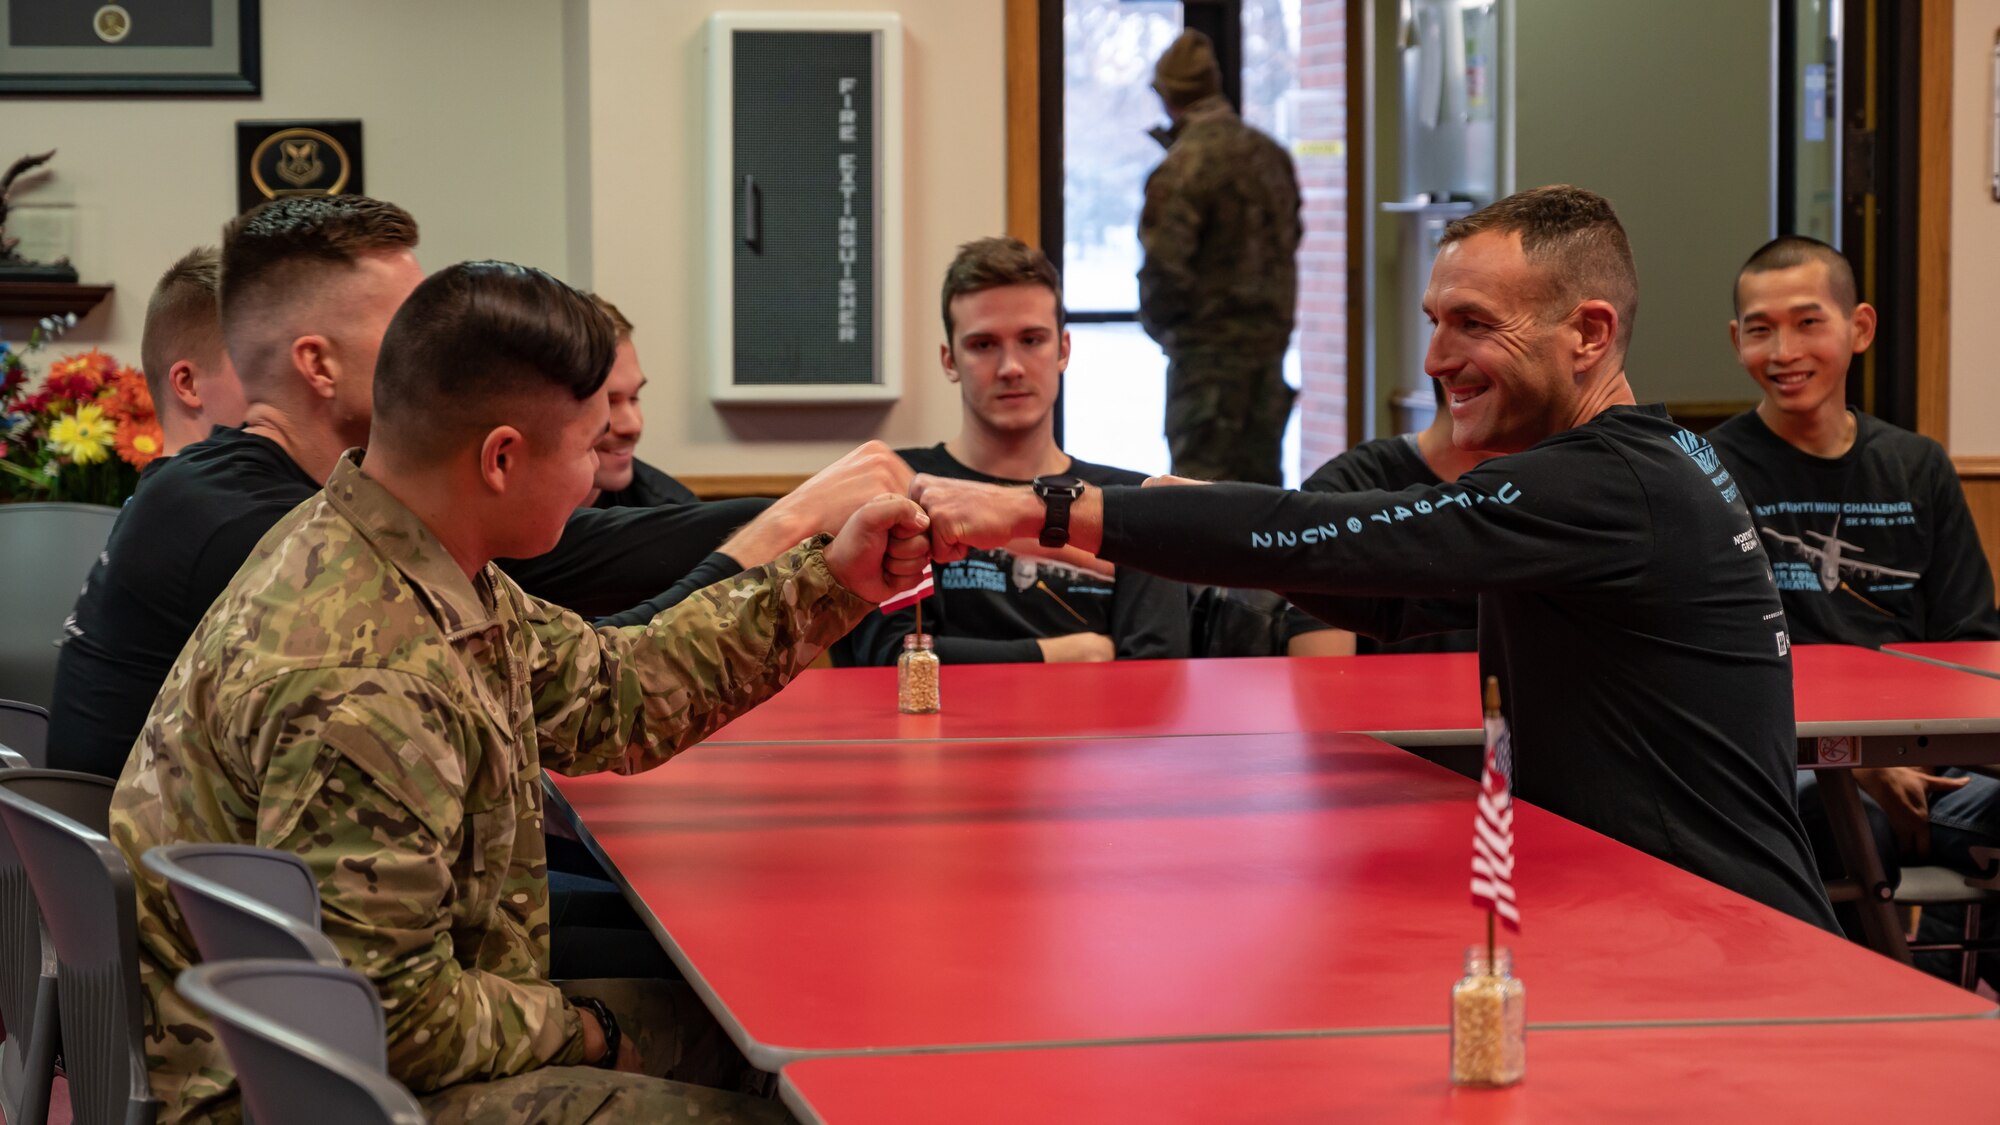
[1035,473,1084,496]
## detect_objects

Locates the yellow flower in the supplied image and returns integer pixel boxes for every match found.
[48,404,116,465]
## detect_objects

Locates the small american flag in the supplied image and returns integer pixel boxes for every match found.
[1470,678,1520,930]
[879,564,935,614]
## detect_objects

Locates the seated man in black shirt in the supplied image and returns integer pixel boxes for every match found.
[139,245,249,457]
[1712,235,2000,984]
[839,237,1189,666]
[48,195,909,780]
[581,293,701,509]
[1283,379,1491,656]
[913,186,1839,931]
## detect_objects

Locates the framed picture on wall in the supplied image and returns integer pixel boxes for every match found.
[0,0,261,95]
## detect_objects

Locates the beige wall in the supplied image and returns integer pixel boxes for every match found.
[582,0,1002,476]
[1,0,572,359]
[1952,0,2000,457]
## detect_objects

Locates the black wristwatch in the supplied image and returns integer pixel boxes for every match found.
[1032,474,1086,549]
[569,995,620,1069]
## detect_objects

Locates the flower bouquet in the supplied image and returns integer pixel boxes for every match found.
[0,314,162,506]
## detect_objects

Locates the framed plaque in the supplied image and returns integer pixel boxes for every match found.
[235,120,363,213]
[0,0,260,95]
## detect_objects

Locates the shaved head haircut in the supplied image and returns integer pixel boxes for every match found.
[371,261,617,463]
[218,195,419,388]
[140,246,224,409]
[1442,184,1640,354]
[1733,235,1859,316]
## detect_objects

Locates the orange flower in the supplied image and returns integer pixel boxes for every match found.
[100,365,156,423]
[114,415,166,468]
[45,349,117,401]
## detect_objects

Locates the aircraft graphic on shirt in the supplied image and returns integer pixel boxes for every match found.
[1758,516,1920,593]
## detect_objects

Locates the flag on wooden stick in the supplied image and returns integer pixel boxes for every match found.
[880,564,935,614]
[1470,676,1520,931]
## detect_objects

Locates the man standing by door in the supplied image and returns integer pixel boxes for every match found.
[1139,28,1303,485]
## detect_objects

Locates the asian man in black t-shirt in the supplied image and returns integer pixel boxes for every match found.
[912,187,1838,932]
[839,238,1188,667]
[1713,235,2000,987]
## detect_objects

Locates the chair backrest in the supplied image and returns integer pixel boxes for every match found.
[0,783,158,1125]
[176,960,421,1125]
[0,769,117,1125]
[0,504,118,711]
[141,844,342,967]
[0,698,50,768]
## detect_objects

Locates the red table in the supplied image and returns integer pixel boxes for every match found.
[551,731,1989,1069]
[1790,644,2000,746]
[704,654,1485,747]
[1884,640,2000,680]
[778,1020,2000,1125]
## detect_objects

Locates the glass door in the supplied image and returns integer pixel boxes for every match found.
[1054,0,1343,485]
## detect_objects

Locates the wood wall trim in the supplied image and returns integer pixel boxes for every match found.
[1915,0,1953,445]
[1005,0,1041,246]
[1953,456,2000,479]
[679,473,811,501]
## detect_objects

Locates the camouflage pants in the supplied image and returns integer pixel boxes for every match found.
[419,978,791,1125]
[1164,353,1296,485]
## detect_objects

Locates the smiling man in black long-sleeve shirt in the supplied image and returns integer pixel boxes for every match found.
[913,186,1838,932]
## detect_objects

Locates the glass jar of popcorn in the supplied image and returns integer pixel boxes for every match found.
[897,633,940,714]
[1450,944,1525,1087]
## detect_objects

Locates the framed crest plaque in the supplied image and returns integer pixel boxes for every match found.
[235,120,363,213]
[0,0,260,95]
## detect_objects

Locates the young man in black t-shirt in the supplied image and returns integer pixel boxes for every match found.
[47,197,910,780]
[914,187,1839,931]
[1283,380,1489,656]
[581,293,702,510]
[840,238,1188,667]
[1713,236,2000,985]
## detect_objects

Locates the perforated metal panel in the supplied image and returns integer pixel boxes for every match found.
[708,14,902,404]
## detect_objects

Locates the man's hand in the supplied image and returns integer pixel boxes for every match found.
[577,1007,643,1074]
[824,494,932,603]
[720,442,915,566]
[908,475,1044,563]
[1037,632,1115,663]
[1854,766,1971,859]
[1141,473,1210,488]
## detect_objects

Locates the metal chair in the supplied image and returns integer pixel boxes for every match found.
[0,504,118,710]
[0,745,27,770]
[0,768,116,1125]
[1902,849,2000,990]
[140,844,342,967]
[0,783,158,1125]
[0,699,50,768]
[176,960,423,1125]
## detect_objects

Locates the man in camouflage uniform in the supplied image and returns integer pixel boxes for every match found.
[109,262,931,1124]
[1138,28,1303,485]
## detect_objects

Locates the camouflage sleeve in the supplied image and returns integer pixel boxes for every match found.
[527,535,873,775]
[1137,159,1205,347]
[225,669,588,1091]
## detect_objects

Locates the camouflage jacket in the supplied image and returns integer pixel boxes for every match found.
[1137,95,1303,357]
[109,451,871,1124]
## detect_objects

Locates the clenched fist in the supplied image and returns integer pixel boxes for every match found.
[824,493,934,603]
[907,474,1043,563]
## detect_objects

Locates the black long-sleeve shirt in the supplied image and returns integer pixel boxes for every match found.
[48,426,763,778]
[839,445,1191,666]
[1099,404,1838,931]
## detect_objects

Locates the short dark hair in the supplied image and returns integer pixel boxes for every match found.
[141,245,223,408]
[1733,235,1858,316]
[219,195,419,334]
[1442,185,1639,353]
[940,237,1064,341]
[371,261,617,461]
[588,292,634,339]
